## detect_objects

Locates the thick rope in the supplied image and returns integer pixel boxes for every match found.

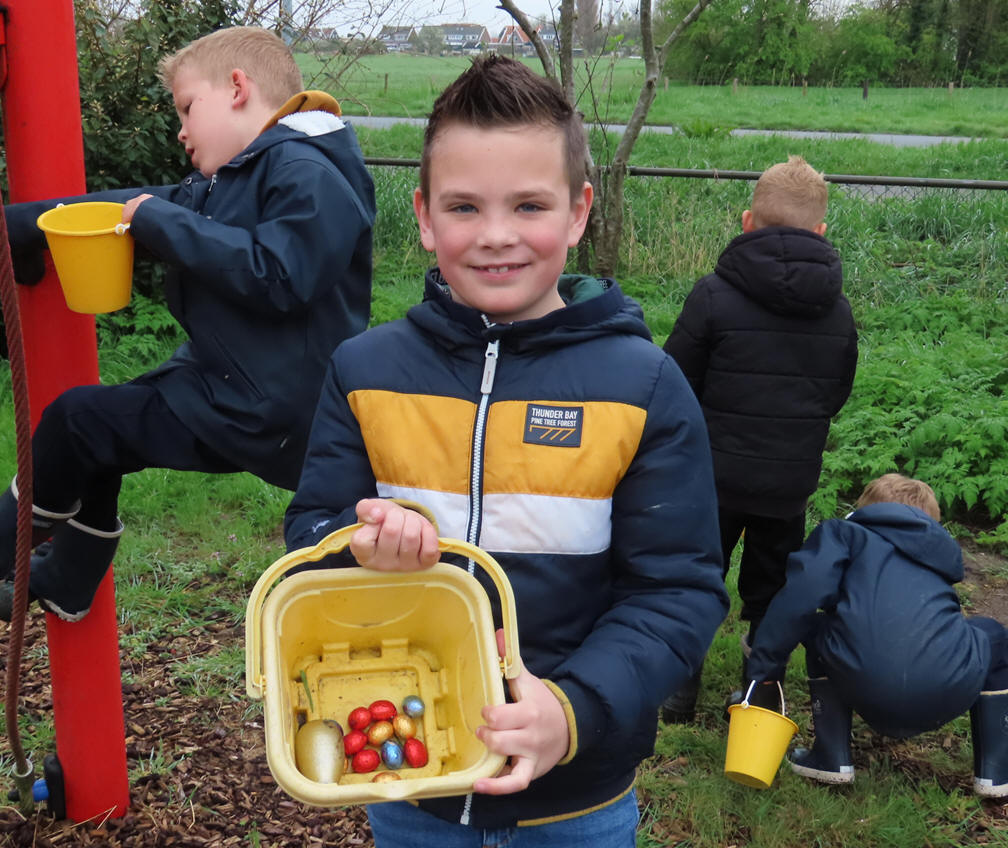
[0,199,35,793]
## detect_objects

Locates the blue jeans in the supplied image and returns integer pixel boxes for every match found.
[367,789,639,848]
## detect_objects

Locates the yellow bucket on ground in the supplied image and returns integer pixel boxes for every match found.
[36,202,134,314]
[724,681,799,789]
[246,523,521,807]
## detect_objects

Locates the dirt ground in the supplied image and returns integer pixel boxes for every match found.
[0,540,1006,847]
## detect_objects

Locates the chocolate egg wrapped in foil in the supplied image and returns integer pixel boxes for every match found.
[392,714,417,741]
[381,739,405,769]
[294,719,345,783]
[402,695,425,718]
[367,720,395,746]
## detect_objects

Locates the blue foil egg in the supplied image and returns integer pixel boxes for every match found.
[381,739,404,769]
[402,695,425,718]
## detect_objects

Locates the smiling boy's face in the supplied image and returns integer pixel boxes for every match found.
[414,122,592,325]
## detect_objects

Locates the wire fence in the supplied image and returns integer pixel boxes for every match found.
[364,157,1008,201]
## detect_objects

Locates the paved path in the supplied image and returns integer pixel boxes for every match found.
[345,115,980,147]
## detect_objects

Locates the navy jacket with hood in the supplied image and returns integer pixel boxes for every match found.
[7,93,375,490]
[663,226,858,517]
[286,270,729,826]
[748,503,990,737]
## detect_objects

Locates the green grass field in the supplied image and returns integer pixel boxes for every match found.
[298,52,1008,137]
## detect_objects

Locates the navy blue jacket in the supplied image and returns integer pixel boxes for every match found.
[7,100,375,490]
[663,226,858,517]
[748,503,990,737]
[287,271,728,826]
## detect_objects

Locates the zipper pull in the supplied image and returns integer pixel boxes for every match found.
[481,340,499,394]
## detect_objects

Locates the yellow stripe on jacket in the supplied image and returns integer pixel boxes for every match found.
[348,389,646,554]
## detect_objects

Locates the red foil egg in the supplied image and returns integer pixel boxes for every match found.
[347,707,372,731]
[369,699,398,722]
[343,729,368,756]
[403,737,428,768]
[352,748,380,773]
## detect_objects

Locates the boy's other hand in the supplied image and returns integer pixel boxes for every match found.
[122,194,154,224]
[473,629,570,795]
[350,499,439,571]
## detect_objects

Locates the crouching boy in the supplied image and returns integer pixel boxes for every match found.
[747,473,1008,796]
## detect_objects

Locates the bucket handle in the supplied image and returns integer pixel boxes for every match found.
[245,523,521,699]
[741,680,788,715]
[47,203,130,235]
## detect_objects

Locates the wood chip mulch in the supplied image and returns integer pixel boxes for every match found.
[0,613,375,847]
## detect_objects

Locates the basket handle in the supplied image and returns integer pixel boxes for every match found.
[741,680,788,715]
[245,523,521,699]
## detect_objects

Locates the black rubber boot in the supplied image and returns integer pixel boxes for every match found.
[661,665,703,724]
[970,689,1008,797]
[0,517,123,623]
[0,478,80,579]
[788,677,855,784]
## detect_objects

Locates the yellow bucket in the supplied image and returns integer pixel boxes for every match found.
[36,202,134,314]
[724,681,799,789]
[245,523,521,807]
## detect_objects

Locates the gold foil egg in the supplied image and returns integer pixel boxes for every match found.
[294,719,345,783]
[372,771,402,783]
[367,720,395,746]
[392,714,417,741]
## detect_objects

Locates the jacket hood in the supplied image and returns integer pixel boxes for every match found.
[715,226,843,317]
[848,503,963,582]
[406,267,652,353]
[222,90,353,173]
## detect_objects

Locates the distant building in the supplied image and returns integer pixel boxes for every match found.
[379,25,417,52]
[441,23,491,53]
[493,24,531,51]
[536,24,559,50]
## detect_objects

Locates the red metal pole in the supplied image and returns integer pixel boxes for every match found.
[1,0,129,821]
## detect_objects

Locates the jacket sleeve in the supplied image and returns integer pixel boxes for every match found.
[283,346,377,552]
[832,312,859,415]
[4,184,178,251]
[547,356,729,755]
[747,520,851,681]
[129,153,373,316]
[661,279,712,399]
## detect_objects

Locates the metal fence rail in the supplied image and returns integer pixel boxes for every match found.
[364,157,1008,201]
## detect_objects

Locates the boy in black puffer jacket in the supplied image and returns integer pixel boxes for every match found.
[746,474,1008,796]
[662,156,858,721]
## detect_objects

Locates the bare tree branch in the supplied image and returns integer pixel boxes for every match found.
[499,0,557,80]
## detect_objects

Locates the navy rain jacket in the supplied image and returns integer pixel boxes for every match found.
[6,98,375,490]
[748,503,990,737]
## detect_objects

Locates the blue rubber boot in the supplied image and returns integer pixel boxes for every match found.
[971,689,1008,798]
[788,677,855,784]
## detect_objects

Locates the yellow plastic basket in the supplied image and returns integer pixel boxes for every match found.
[246,523,521,806]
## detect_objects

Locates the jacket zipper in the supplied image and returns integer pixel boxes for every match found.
[465,337,499,569]
[459,335,499,827]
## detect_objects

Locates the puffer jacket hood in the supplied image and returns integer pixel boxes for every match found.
[716,226,843,318]
[848,503,963,583]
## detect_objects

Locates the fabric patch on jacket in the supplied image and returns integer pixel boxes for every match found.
[523,404,583,447]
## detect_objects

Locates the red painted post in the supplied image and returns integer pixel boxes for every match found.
[1,0,129,820]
